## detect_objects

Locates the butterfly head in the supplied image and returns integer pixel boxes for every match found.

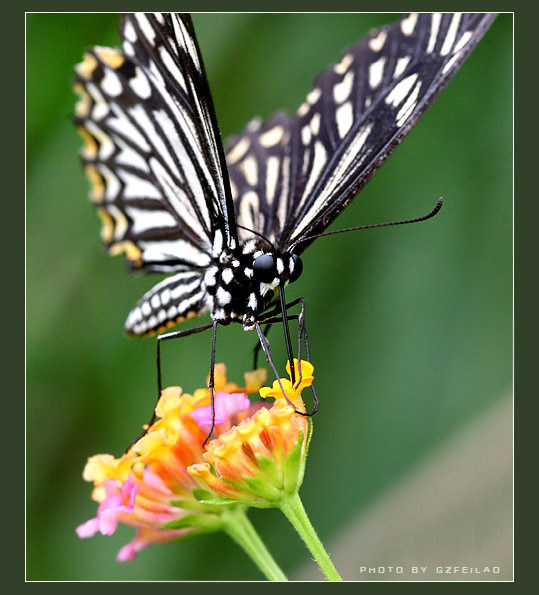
[252,252,303,288]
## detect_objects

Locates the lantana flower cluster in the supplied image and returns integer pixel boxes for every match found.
[76,361,313,561]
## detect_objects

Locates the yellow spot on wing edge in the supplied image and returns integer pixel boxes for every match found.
[77,126,98,158]
[108,240,143,265]
[145,315,190,337]
[97,208,114,243]
[75,52,99,80]
[84,165,105,203]
[74,83,92,118]
[94,46,125,69]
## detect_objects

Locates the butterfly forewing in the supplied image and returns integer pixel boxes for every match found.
[227,13,497,254]
[74,13,240,334]
[119,14,238,247]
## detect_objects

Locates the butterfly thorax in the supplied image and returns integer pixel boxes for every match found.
[202,239,301,331]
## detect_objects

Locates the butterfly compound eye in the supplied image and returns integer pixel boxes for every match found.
[253,254,277,283]
[289,254,303,283]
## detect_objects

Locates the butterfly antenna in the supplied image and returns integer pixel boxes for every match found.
[290,197,443,252]
[236,224,275,251]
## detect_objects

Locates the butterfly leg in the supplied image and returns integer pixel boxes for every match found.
[125,320,215,451]
[203,321,219,446]
[294,298,319,416]
[253,323,271,369]
[254,321,293,407]
[259,298,319,416]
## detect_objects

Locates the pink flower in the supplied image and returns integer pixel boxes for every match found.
[76,476,138,537]
[190,391,251,430]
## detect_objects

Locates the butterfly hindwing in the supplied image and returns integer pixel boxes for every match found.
[125,271,207,336]
[227,13,497,254]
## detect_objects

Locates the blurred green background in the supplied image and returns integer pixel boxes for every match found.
[26,14,512,581]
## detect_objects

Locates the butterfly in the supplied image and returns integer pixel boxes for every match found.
[74,12,497,430]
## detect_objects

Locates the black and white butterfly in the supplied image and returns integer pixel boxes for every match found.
[74,13,496,430]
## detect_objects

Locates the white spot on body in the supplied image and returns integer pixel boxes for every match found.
[204,269,217,286]
[222,269,234,284]
[216,287,231,306]
[248,293,258,310]
[242,240,257,255]
[276,258,284,274]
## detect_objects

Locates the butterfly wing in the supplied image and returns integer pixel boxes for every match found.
[226,13,497,253]
[74,13,236,335]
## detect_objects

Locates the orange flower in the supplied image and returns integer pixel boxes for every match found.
[189,360,313,507]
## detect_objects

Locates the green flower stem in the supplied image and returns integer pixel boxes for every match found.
[279,493,342,581]
[222,508,288,581]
